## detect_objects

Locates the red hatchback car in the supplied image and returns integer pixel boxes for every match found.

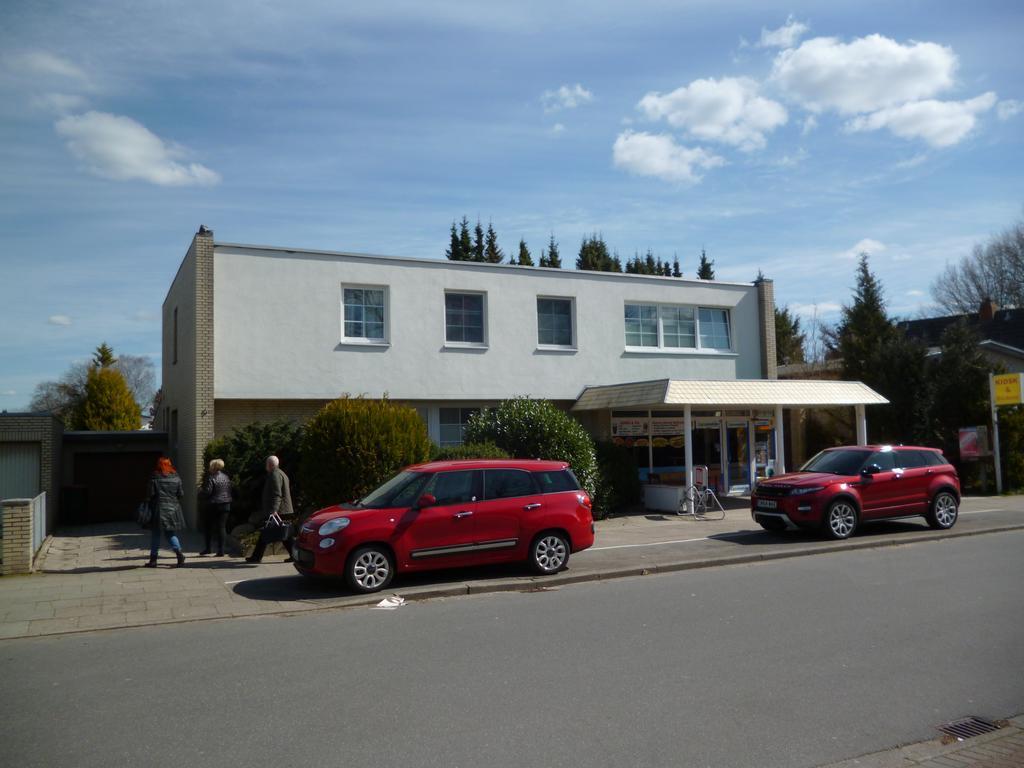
[751,445,960,540]
[293,459,595,592]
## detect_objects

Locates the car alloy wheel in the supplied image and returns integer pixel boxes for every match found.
[531,533,569,574]
[928,491,958,530]
[347,546,394,593]
[825,501,857,540]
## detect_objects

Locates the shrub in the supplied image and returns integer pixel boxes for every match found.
[593,441,642,517]
[465,397,599,504]
[300,396,431,511]
[202,419,304,524]
[73,367,141,431]
[429,441,511,461]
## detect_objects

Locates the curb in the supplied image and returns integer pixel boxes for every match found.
[4,522,1023,640]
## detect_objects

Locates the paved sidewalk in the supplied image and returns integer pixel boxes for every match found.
[821,714,1024,767]
[1,494,1021,640]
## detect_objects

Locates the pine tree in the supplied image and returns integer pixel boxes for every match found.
[612,253,623,272]
[832,253,895,383]
[774,307,806,366]
[472,220,485,262]
[577,234,613,271]
[662,261,672,277]
[546,234,562,268]
[93,343,116,368]
[484,222,504,263]
[458,217,472,261]
[644,250,656,275]
[517,239,534,266]
[445,221,462,260]
[697,249,715,279]
[672,255,682,278]
[72,366,142,431]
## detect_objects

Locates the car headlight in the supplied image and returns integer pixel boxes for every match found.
[790,486,824,496]
[318,517,351,536]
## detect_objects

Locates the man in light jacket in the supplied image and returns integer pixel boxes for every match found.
[245,455,295,563]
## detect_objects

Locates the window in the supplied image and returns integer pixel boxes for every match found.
[343,286,387,342]
[483,469,537,500]
[698,308,731,350]
[533,469,581,494]
[537,297,574,347]
[624,303,732,351]
[172,307,178,365]
[439,407,479,446]
[867,451,896,471]
[624,304,658,347]
[895,451,927,469]
[445,292,485,344]
[921,450,948,467]
[423,470,478,505]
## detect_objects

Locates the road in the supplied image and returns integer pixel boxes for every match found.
[2,530,1022,768]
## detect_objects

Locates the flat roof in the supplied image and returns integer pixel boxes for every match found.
[572,378,889,410]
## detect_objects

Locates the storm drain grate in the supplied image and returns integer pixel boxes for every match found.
[936,716,1004,742]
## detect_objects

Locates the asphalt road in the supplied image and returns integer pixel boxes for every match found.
[2,531,1023,768]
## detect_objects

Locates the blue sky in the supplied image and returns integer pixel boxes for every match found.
[1,0,1022,411]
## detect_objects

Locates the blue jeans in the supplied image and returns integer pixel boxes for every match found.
[150,526,182,559]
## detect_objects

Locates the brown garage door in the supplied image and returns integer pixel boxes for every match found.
[72,452,164,524]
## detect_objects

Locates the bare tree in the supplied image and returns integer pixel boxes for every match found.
[931,217,1024,313]
[28,348,155,424]
[114,354,156,408]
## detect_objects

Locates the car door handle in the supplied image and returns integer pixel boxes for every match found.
[523,503,542,511]
[453,511,474,519]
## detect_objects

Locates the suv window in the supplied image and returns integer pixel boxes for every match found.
[921,450,948,467]
[895,450,927,469]
[483,469,536,500]
[866,451,896,471]
[533,469,581,493]
[423,470,477,505]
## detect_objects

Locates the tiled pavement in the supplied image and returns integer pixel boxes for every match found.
[820,715,1024,767]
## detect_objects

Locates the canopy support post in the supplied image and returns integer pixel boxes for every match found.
[855,404,867,445]
[774,404,786,475]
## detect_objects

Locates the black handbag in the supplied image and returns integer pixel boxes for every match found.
[261,512,290,542]
[137,501,154,530]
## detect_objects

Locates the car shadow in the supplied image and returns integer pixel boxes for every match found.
[709,518,932,546]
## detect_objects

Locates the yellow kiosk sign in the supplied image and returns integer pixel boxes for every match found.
[993,373,1023,406]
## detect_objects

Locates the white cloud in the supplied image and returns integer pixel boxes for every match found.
[907,289,925,297]
[771,34,957,115]
[801,115,817,135]
[541,83,593,112]
[637,77,787,151]
[48,314,72,326]
[758,16,809,49]
[55,111,220,186]
[839,238,886,260]
[31,92,88,114]
[997,99,1023,120]
[6,51,88,82]
[551,122,566,134]
[612,131,724,184]
[894,153,929,169]
[847,92,996,148]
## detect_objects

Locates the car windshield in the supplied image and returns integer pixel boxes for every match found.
[355,471,429,508]
[799,449,873,476]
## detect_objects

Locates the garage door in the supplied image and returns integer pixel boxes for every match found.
[0,443,41,501]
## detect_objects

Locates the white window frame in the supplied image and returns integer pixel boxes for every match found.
[536,295,577,350]
[623,301,734,353]
[438,406,480,446]
[341,284,389,345]
[444,290,488,348]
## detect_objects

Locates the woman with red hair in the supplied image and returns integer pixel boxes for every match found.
[145,456,187,567]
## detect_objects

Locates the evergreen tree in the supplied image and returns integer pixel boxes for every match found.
[644,250,656,275]
[577,233,616,271]
[832,253,896,383]
[929,321,991,450]
[612,253,623,272]
[517,239,534,266]
[457,217,473,262]
[774,307,806,366]
[72,366,142,431]
[696,249,715,279]
[662,262,672,277]
[472,219,485,262]
[445,221,462,261]
[484,222,504,263]
[672,255,682,278]
[545,234,562,268]
[93,342,116,368]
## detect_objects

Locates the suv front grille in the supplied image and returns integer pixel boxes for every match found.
[754,485,791,498]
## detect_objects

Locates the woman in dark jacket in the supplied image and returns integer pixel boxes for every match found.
[200,458,232,557]
[146,456,187,567]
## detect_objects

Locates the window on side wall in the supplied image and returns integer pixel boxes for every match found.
[342,286,388,343]
[698,307,731,350]
[624,302,732,352]
[439,407,480,446]
[445,292,486,345]
[537,297,574,348]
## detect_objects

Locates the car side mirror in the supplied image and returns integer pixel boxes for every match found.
[416,493,437,509]
[861,464,882,476]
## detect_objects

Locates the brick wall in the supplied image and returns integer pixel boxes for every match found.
[756,277,778,380]
[0,414,62,531]
[1,500,33,575]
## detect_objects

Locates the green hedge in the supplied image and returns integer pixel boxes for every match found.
[299,396,431,511]
[464,397,599,508]
[429,441,511,461]
[593,441,642,517]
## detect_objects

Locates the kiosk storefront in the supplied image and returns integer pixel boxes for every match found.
[574,378,888,513]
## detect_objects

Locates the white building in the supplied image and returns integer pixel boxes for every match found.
[160,227,884,523]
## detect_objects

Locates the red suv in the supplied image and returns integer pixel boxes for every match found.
[293,459,595,592]
[751,445,960,540]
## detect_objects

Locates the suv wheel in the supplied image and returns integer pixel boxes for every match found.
[824,500,858,540]
[529,532,570,575]
[346,545,395,593]
[926,491,959,530]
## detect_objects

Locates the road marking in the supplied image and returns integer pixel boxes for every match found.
[224,579,248,585]
[961,509,1000,515]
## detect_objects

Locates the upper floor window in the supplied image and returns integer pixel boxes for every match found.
[343,286,387,343]
[537,297,574,347]
[172,307,178,364]
[445,292,485,345]
[624,303,732,351]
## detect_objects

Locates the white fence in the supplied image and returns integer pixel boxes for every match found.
[31,491,46,556]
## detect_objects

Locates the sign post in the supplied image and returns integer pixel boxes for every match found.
[990,373,1024,494]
